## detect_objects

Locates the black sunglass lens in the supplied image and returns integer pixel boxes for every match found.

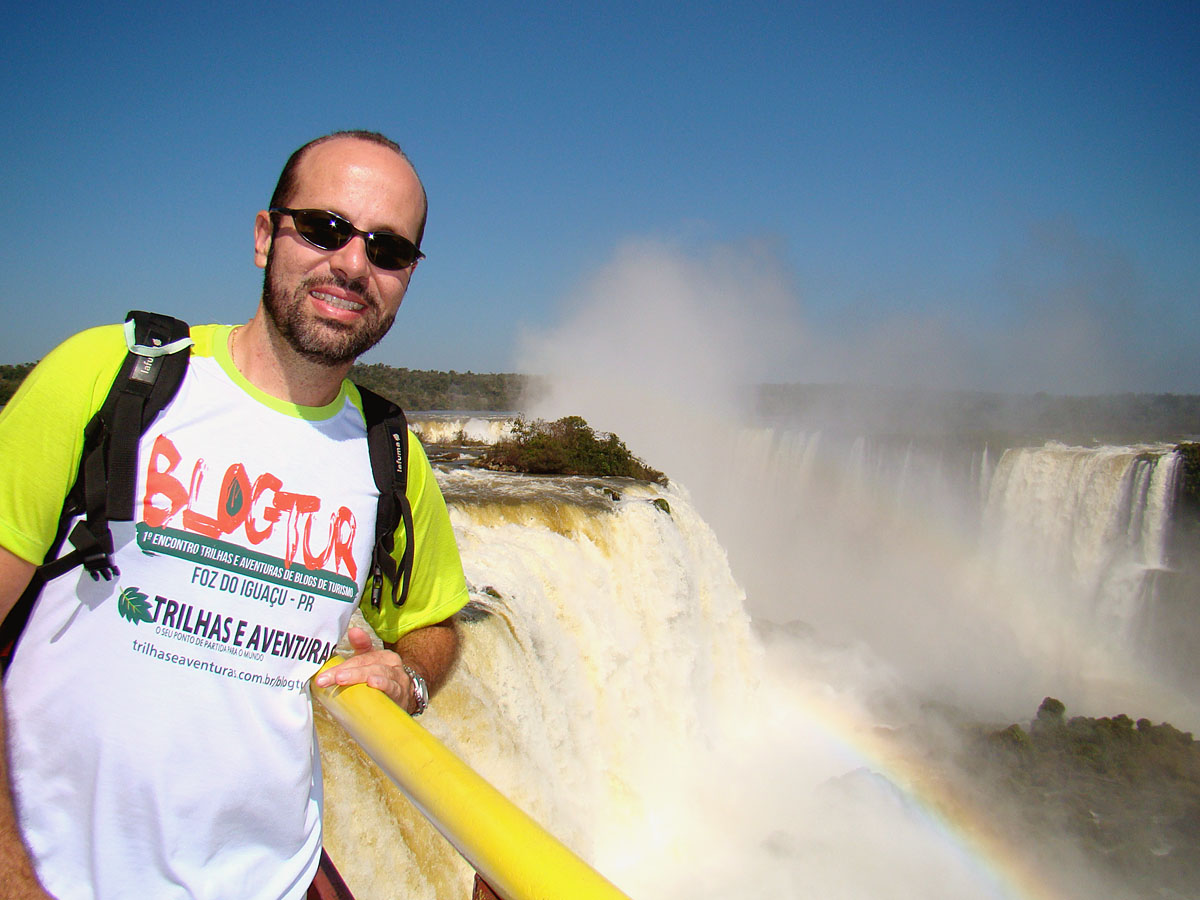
[367,235,417,270]
[293,212,352,251]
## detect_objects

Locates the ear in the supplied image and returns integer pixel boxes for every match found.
[253,210,273,269]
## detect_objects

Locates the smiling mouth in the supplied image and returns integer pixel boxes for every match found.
[312,290,365,312]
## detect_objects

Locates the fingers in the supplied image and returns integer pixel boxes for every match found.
[346,626,374,654]
[312,634,413,709]
[313,657,409,706]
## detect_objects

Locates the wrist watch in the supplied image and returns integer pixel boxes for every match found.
[403,664,429,716]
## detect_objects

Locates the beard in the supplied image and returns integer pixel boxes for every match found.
[260,254,397,366]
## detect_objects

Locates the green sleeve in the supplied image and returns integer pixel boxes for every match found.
[0,326,127,564]
[359,431,470,643]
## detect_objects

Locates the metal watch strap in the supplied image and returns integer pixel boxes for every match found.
[403,664,429,716]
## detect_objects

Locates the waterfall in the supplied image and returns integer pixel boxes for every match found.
[319,471,762,899]
[315,429,1195,899]
[654,424,1193,720]
[410,414,515,445]
[983,443,1180,648]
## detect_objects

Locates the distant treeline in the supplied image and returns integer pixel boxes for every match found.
[0,364,35,407]
[758,383,1200,445]
[0,361,530,412]
[349,363,532,411]
[4,361,1200,440]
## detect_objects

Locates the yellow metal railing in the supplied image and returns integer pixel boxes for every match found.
[313,658,631,900]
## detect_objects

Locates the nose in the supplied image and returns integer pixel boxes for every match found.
[327,233,372,281]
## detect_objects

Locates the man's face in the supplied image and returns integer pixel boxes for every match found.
[253,138,425,366]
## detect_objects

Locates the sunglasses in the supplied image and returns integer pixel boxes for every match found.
[269,207,424,270]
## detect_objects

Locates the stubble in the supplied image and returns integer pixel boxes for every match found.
[260,253,397,366]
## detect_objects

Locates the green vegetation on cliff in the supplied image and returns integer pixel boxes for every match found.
[969,698,1200,897]
[477,416,667,484]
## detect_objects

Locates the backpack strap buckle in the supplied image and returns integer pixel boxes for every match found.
[67,520,120,582]
[82,553,120,583]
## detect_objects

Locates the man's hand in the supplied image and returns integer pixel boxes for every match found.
[313,627,416,710]
[313,618,459,716]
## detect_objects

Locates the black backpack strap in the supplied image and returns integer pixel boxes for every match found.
[104,312,194,520]
[66,310,192,579]
[356,384,414,611]
[2,312,192,662]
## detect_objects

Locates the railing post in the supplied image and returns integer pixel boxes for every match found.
[472,873,502,899]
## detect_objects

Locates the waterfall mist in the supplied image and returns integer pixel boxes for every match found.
[507,240,1197,898]
[517,240,1190,721]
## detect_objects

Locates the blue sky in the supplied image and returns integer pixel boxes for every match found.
[1,2,1196,393]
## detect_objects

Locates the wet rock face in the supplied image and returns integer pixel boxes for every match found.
[973,698,1200,898]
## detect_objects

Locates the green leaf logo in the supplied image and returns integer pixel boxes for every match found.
[225,476,244,518]
[118,587,153,625]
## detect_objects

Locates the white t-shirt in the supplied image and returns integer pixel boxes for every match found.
[0,323,468,899]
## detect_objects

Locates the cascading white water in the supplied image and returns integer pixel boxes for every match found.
[984,442,1179,644]
[410,414,515,445]
[319,470,768,899]
[317,422,1194,900]
[625,417,1195,723]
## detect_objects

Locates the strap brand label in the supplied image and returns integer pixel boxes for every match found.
[130,353,161,385]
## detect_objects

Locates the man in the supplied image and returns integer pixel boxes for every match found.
[0,131,469,898]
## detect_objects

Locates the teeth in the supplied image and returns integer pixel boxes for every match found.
[313,291,363,311]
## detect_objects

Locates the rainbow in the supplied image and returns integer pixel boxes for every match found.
[776,677,1073,900]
